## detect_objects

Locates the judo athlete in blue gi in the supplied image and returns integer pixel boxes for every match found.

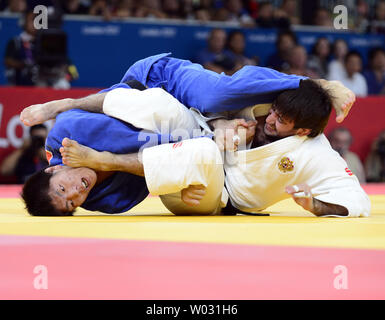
[21,83,225,216]
[20,54,355,216]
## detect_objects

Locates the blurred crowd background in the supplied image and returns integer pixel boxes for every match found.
[0,0,385,184]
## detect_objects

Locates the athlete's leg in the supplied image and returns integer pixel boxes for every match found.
[142,137,225,215]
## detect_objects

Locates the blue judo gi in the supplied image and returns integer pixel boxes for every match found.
[46,53,305,213]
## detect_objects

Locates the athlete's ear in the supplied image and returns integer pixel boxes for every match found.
[45,165,65,174]
[296,128,311,137]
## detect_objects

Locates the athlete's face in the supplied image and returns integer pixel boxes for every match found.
[47,166,97,213]
[264,108,310,138]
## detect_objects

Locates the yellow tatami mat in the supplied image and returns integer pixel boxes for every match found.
[1,195,384,250]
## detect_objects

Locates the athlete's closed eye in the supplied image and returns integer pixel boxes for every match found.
[59,185,65,192]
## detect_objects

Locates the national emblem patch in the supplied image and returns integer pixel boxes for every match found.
[278,157,294,173]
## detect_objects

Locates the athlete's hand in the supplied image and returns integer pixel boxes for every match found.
[315,79,355,123]
[211,118,257,151]
[181,184,206,206]
[285,183,314,212]
[20,98,73,126]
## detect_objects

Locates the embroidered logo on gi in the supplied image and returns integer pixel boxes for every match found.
[45,149,53,164]
[278,157,294,173]
[345,167,353,176]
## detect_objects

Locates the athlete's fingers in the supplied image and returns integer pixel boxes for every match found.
[185,185,206,199]
[285,183,312,196]
[182,198,201,206]
[234,118,249,129]
[181,185,206,206]
[191,184,206,190]
[185,192,204,201]
[285,183,314,211]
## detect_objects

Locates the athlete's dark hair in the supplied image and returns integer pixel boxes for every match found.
[21,168,74,216]
[273,79,332,138]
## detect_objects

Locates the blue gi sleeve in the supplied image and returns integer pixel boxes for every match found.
[120,53,308,113]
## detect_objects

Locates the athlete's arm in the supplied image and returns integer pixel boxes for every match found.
[285,184,348,217]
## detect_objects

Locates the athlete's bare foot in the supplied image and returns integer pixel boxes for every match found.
[59,138,112,171]
[20,98,73,126]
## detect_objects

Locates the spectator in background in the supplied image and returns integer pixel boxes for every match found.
[195,28,235,75]
[190,0,213,21]
[355,0,370,33]
[3,0,26,13]
[313,7,333,28]
[162,0,183,19]
[226,30,257,72]
[255,1,289,29]
[134,0,166,19]
[4,10,37,86]
[274,0,300,25]
[223,0,254,26]
[363,47,385,95]
[328,127,366,183]
[111,0,133,18]
[282,45,318,78]
[368,0,385,34]
[0,124,48,184]
[266,30,297,71]
[89,0,112,20]
[327,38,348,81]
[62,0,89,15]
[332,51,367,97]
[307,37,331,79]
[365,130,385,182]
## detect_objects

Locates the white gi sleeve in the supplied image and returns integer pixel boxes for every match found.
[302,149,371,218]
[102,87,200,135]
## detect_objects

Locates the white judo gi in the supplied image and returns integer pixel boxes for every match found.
[102,87,371,217]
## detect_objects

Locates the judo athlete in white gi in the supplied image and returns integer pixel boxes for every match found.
[21,80,370,217]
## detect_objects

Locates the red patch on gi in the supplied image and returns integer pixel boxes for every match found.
[172,142,183,149]
[45,150,53,164]
[345,167,353,176]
